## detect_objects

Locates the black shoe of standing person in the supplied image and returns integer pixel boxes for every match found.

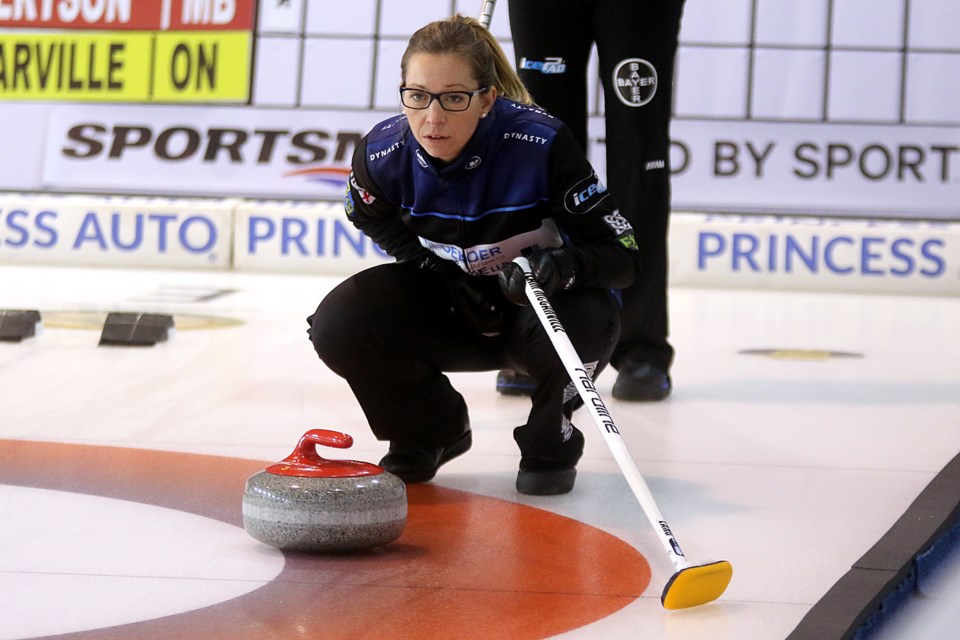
[612,362,672,401]
[495,369,536,396]
[379,430,472,484]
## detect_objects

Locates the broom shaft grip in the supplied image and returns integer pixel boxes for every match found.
[479,0,496,29]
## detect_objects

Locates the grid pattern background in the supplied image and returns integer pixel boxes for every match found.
[252,0,960,126]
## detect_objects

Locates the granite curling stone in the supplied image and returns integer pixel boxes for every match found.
[243,429,407,552]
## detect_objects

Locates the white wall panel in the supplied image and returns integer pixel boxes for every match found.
[301,38,376,108]
[831,0,905,48]
[306,0,377,35]
[752,49,826,120]
[253,37,301,107]
[827,51,902,123]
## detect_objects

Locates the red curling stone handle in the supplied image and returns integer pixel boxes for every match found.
[266,429,383,478]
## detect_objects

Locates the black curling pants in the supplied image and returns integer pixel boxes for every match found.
[509,0,685,372]
[307,262,620,463]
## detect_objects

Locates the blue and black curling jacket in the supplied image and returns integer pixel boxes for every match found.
[344,96,640,289]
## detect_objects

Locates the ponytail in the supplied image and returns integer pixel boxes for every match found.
[401,14,535,106]
[471,19,534,105]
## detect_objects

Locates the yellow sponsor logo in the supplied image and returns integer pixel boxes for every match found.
[0,30,250,102]
[0,32,152,100]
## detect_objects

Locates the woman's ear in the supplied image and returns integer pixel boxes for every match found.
[481,86,497,116]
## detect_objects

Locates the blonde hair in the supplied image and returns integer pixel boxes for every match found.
[401,14,534,105]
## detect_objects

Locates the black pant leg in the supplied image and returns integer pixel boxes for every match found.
[307,262,506,447]
[508,0,594,149]
[594,0,686,372]
[506,288,620,462]
[510,0,683,372]
[309,265,620,464]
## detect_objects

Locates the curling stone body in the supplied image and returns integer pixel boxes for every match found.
[243,430,407,552]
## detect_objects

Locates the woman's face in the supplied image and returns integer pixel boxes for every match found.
[402,52,496,163]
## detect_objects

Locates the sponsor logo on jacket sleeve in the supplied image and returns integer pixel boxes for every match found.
[564,174,610,213]
[349,172,376,204]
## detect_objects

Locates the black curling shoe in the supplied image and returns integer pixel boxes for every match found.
[379,430,472,484]
[612,362,672,401]
[514,425,584,495]
[516,461,577,496]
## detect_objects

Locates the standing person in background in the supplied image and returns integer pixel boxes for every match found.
[502,0,685,401]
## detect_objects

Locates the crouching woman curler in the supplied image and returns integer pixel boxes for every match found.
[307,14,640,496]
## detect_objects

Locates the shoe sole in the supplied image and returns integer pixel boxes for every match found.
[496,384,535,397]
[496,371,536,397]
[389,431,473,484]
[516,468,577,496]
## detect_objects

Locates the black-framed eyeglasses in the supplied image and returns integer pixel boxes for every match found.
[399,86,490,112]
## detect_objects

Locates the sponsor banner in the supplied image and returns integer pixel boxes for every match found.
[233,200,391,274]
[34,106,959,219]
[42,104,384,197]
[0,30,252,102]
[589,118,960,221]
[0,1,255,102]
[669,212,960,297]
[4,191,957,297]
[0,0,255,31]
[0,192,233,269]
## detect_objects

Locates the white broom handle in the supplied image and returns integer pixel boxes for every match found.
[515,257,690,572]
[479,0,497,29]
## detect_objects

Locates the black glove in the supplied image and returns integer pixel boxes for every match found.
[498,248,578,306]
[418,254,504,336]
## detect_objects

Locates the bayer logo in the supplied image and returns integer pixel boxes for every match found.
[612,58,658,107]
